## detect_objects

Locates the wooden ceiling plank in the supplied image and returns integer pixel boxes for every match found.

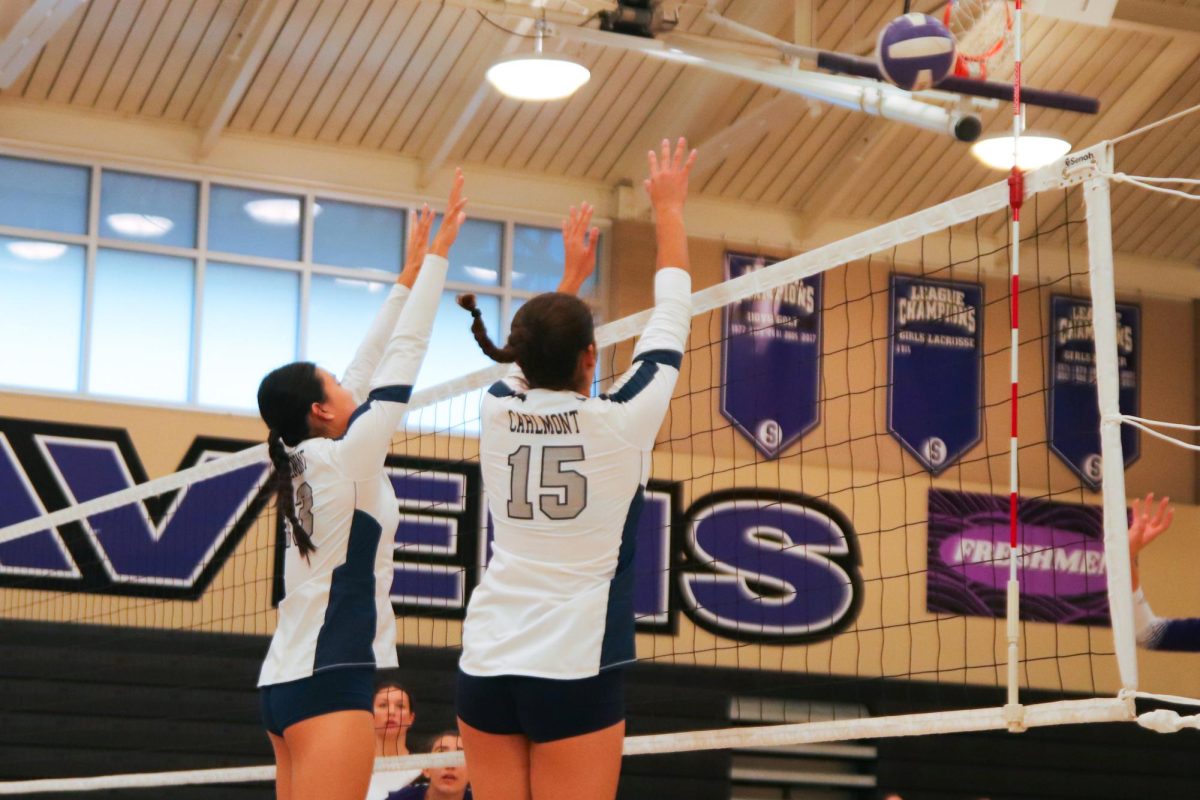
[273,0,372,136]
[70,0,142,106]
[319,0,428,144]
[46,0,117,104]
[591,60,685,182]
[166,0,246,122]
[774,110,869,208]
[189,0,292,153]
[1102,58,1200,245]
[294,0,395,140]
[140,0,222,118]
[355,6,465,149]
[114,0,194,113]
[246,0,340,132]
[94,0,170,110]
[568,56,665,179]
[0,0,88,90]
[19,0,88,100]
[739,109,818,203]
[687,92,796,186]
[378,10,485,153]
[227,0,318,130]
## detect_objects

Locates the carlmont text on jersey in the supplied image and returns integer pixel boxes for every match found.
[508,410,583,435]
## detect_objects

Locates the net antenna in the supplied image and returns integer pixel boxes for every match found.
[944,0,1014,79]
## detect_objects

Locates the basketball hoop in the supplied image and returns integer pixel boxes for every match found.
[944,0,1013,79]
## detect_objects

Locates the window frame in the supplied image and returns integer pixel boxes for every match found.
[0,147,611,416]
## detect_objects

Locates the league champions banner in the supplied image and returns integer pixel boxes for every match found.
[720,252,822,459]
[888,275,983,474]
[1048,296,1140,490]
[926,488,1109,625]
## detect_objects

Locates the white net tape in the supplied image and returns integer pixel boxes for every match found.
[0,699,1134,794]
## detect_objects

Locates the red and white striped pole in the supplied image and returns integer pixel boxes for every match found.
[1005,0,1025,728]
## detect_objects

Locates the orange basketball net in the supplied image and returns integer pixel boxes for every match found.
[944,0,1014,79]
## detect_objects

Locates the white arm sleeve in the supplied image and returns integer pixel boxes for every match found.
[1133,588,1165,647]
[600,268,692,449]
[331,255,448,480]
[340,283,412,404]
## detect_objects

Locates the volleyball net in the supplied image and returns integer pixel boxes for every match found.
[0,135,1196,794]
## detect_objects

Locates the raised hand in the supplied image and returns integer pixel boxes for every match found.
[1129,492,1175,590]
[398,204,434,289]
[432,168,468,259]
[644,137,697,213]
[558,202,599,296]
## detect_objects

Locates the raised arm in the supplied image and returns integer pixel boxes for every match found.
[332,179,468,479]
[600,139,696,448]
[341,201,439,402]
[1127,493,1200,651]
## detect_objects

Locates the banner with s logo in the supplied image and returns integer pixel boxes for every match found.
[721,252,823,459]
[1048,296,1140,490]
[888,274,984,475]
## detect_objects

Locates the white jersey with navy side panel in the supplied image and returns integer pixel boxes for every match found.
[1133,588,1200,652]
[460,267,692,680]
[259,255,449,687]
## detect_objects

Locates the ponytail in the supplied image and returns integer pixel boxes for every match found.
[457,292,594,391]
[267,429,316,559]
[457,294,516,364]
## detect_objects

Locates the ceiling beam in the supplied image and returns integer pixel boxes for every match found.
[194,0,294,158]
[0,0,86,89]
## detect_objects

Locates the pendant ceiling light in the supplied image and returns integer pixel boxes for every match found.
[486,20,591,102]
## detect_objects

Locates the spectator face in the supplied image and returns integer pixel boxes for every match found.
[424,734,468,797]
[373,687,414,739]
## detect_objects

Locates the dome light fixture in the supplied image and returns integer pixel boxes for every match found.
[970,132,1072,171]
[486,20,590,102]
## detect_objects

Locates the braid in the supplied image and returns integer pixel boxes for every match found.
[456,294,517,363]
[268,430,316,559]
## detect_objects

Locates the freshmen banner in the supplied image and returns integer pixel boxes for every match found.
[926,488,1109,625]
[721,252,822,459]
[1048,296,1140,490]
[888,275,983,474]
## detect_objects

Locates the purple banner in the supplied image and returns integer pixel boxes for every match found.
[720,252,822,459]
[926,488,1109,625]
[1048,296,1140,491]
[888,275,983,474]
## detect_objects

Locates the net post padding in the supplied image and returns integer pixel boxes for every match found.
[0,699,1135,795]
[0,141,1112,549]
[1083,143,1138,693]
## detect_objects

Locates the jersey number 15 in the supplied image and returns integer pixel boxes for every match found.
[507,445,588,521]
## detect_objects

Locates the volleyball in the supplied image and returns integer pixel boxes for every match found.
[876,12,958,91]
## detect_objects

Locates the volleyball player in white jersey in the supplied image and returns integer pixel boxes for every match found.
[454,140,696,800]
[255,173,468,800]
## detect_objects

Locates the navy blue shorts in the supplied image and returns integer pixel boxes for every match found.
[260,667,375,736]
[456,668,625,744]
